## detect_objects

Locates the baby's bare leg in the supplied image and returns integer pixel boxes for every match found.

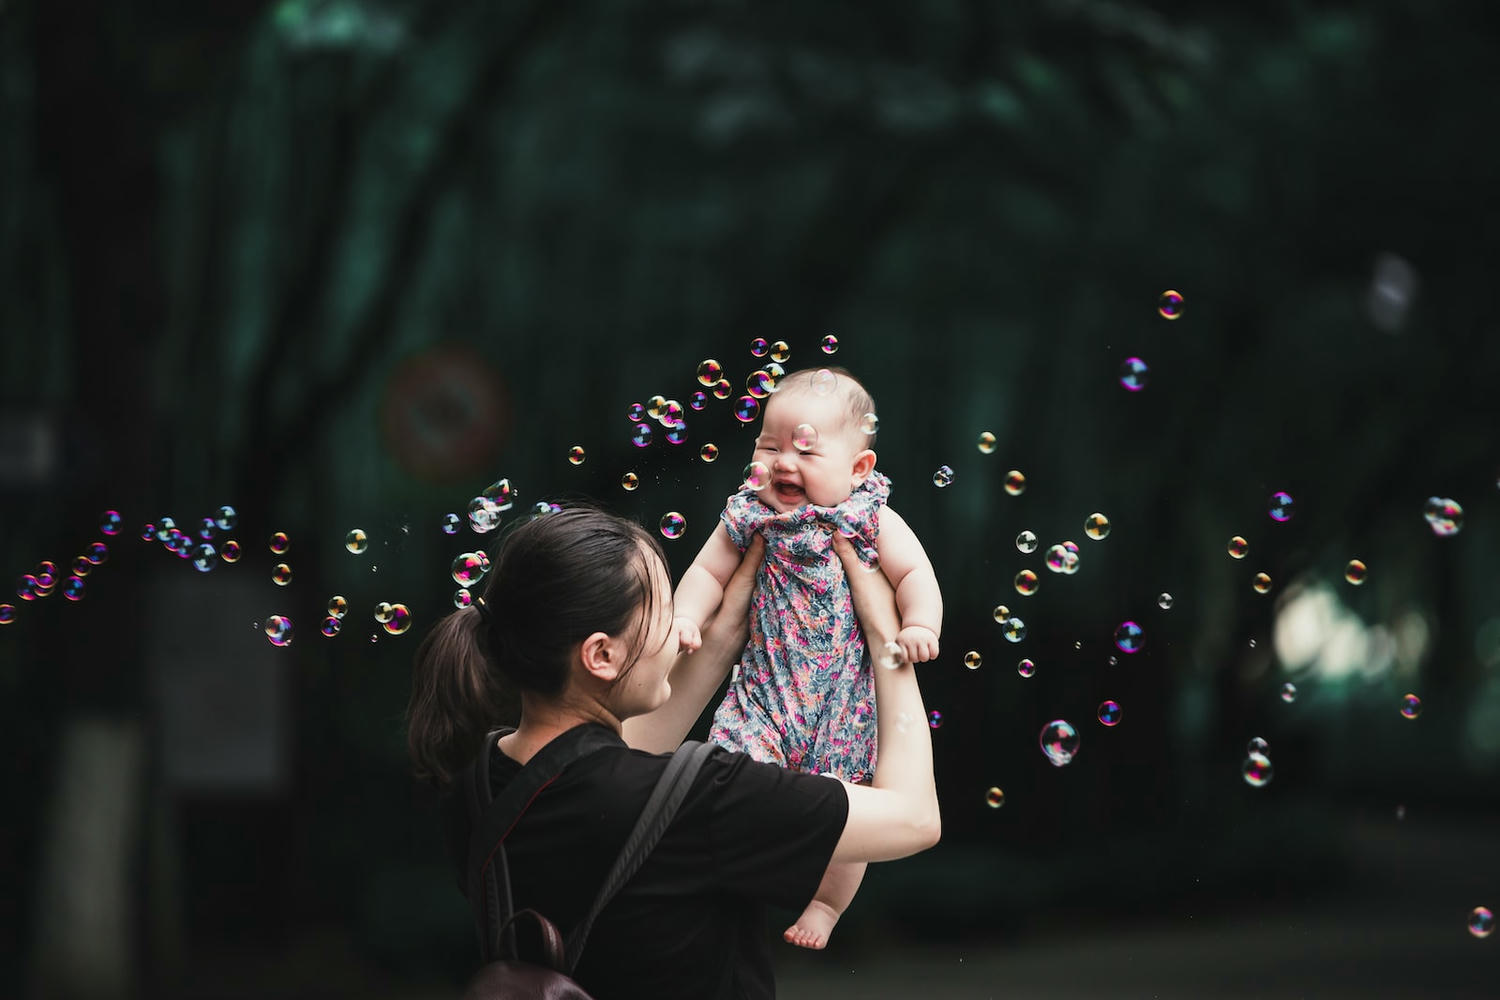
[784,861,866,950]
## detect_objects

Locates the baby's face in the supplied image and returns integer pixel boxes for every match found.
[750,390,872,512]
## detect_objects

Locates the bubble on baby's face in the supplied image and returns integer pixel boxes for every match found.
[631,423,653,448]
[1003,617,1027,643]
[1039,720,1079,767]
[1119,357,1149,391]
[964,651,982,670]
[1084,513,1111,540]
[770,340,790,363]
[1228,535,1249,559]
[985,786,1005,808]
[1400,693,1422,719]
[1158,592,1174,610]
[264,615,294,647]
[696,359,723,385]
[820,334,839,355]
[859,412,879,435]
[567,445,586,466]
[1281,682,1297,703]
[1268,491,1295,522]
[1158,289,1184,319]
[809,368,838,397]
[932,465,955,488]
[1097,700,1122,726]
[743,462,770,491]
[1004,470,1026,496]
[328,595,348,618]
[992,604,1011,623]
[345,529,368,554]
[1253,572,1273,594]
[452,553,485,586]
[269,531,290,554]
[734,396,761,423]
[1424,496,1464,536]
[272,564,292,586]
[1017,658,1035,677]
[1114,620,1144,653]
[1344,559,1366,585]
[977,432,997,454]
[699,443,719,463]
[621,472,640,491]
[1242,752,1273,787]
[1014,570,1038,596]
[627,402,645,422]
[659,512,686,539]
[383,604,412,635]
[787,423,817,453]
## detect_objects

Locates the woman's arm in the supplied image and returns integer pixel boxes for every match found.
[829,533,942,863]
[622,534,765,754]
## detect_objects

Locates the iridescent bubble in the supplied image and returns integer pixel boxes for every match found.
[72,556,91,577]
[1039,720,1080,767]
[746,370,773,399]
[1097,700,1122,727]
[374,602,395,624]
[468,498,500,534]
[627,402,645,422]
[0,605,14,625]
[1003,617,1027,643]
[743,461,771,491]
[1253,572,1273,594]
[1345,559,1367,585]
[878,640,905,671]
[932,465,955,488]
[977,432,997,454]
[1107,656,1118,666]
[140,523,156,542]
[1281,682,1297,703]
[850,703,871,729]
[1242,752,1273,787]
[1084,513,1111,540]
[992,604,1011,623]
[191,543,216,573]
[1158,289,1184,320]
[1158,592,1174,610]
[442,513,461,535]
[631,423,653,448]
[1004,470,1026,496]
[345,529,368,554]
[711,378,732,400]
[568,445,586,466]
[1017,658,1035,678]
[733,396,761,423]
[964,651,983,670]
[215,506,238,531]
[661,400,685,426]
[1247,737,1269,754]
[1063,540,1079,554]
[62,576,86,601]
[221,540,242,563]
[660,512,686,539]
[272,564,293,586]
[1400,693,1422,719]
[454,588,473,609]
[383,604,412,635]
[697,358,723,385]
[155,517,177,543]
[814,334,836,356]
[1045,544,1069,573]
[1114,620,1144,654]
[1016,531,1037,554]
[859,412,879,435]
[750,337,769,358]
[647,395,668,419]
[321,616,341,637]
[369,633,379,644]
[1424,496,1464,536]
[792,424,819,452]
[264,615,294,647]
[1268,491,1295,522]
[985,786,1004,808]
[1228,536,1249,559]
[1469,906,1494,939]
[482,478,516,511]
[86,542,108,565]
[832,507,859,538]
[665,426,689,446]
[1014,570,1038,596]
[16,575,39,601]
[198,517,216,540]
[699,443,719,463]
[689,391,707,411]
[621,472,640,491]
[328,595,347,618]
[1119,357,1149,391]
[770,340,790,363]
[452,552,486,586]
[269,531,290,554]
[811,368,837,396]
[100,510,122,535]
[927,710,943,729]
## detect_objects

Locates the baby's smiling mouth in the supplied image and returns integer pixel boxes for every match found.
[773,480,805,503]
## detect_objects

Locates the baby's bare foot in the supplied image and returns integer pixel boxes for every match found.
[783,899,840,950]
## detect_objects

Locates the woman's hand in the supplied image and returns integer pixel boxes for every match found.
[831,534,900,650]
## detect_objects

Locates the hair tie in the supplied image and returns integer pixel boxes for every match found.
[474,596,492,624]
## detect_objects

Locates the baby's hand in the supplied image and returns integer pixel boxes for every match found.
[896,625,939,665]
[673,616,702,654]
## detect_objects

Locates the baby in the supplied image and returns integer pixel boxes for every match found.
[672,365,943,950]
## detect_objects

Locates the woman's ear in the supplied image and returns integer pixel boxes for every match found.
[578,631,621,681]
[851,448,877,484]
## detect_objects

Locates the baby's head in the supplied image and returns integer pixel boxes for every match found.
[749,367,878,512]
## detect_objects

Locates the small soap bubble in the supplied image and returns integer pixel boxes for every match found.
[1016,531,1038,554]
[977,432,997,454]
[769,340,790,363]
[1014,570,1038,596]
[1074,640,1083,650]
[733,396,761,423]
[1045,544,1070,573]
[1039,720,1080,767]
[964,650,982,670]
[1423,496,1464,536]
[1268,491,1295,522]
[215,505,238,531]
[1003,617,1027,643]
[661,400,685,426]
[810,368,837,396]
[62,576,86,601]
[745,370,772,399]
[711,378,732,400]
[374,602,394,624]
[1097,700,1122,727]
[697,359,723,385]
[1249,638,1257,648]
[468,498,500,534]
[699,443,720,463]
[631,423,653,448]
[452,552,486,586]
[1017,658,1035,677]
[1119,357,1149,392]
[1063,540,1079,554]
[100,510,122,535]
[682,391,704,413]
[859,412,879,435]
[155,517,177,543]
[1004,470,1026,496]
[328,595,348,618]
[743,462,771,491]
[1084,513,1111,540]
[1280,682,1297,703]
[86,542,108,565]
[627,402,645,422]
[568,445,586,466]
[438,513,459,535]
[321,617,341,637]
[0,604,14,625]
[272,564,293,586]
[1158,289,1184,320]
[345,529,368,554]
[932,465,955,488]
[1242,752,1274,787]
[659,512,686,539]
[1114,620,1144,654]
[793,424,819,452]
[269,531,290,554]
[927,710,943,729]
[1158,592,1174,610]
[1344,559,1367,585]
[985,786,1005,808]
[665,426,689,446]
[1253,572,1273,594]
[72,557,91,577]
[1247,737,1269,754]
[879,639,905,670]
[17,575,39,601]
[647,395,668,419]
[141,523,156,541]
[1107,655,1118,666]
[1228,535,1249,559]
[198,517,216,540]
[621,472,640,491]
[191,543,216,573]
[992,604,1011,623]
[264,615,294,647]
[383,604,412,635]
[1400,693,1422,719]
[454,589,472,609]
[221,540,242,563]
[1469,906,1494,939]
[820,334,839,355]
[369,633,379,643]
[750,337,769,358]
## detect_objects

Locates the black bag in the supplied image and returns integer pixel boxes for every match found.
[461,724,714,999]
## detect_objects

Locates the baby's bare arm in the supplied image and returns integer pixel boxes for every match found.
[673,523,744,628]
[875,507,943,636]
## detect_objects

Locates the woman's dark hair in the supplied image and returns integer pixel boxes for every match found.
[406,504,667,787]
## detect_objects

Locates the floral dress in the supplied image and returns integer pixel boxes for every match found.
[708,471,891,783]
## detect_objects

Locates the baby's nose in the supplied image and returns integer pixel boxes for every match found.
[773,452,797,472]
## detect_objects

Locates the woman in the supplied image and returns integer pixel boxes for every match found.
[407,505,939,998]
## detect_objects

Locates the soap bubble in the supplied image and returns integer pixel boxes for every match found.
[992,605,1011,623]
[1253,573,1273,594]
[665,426,689,446]
[620,472,640,491]
[743,462,770,491]
[697,359,723,385]
[1469,906,1494,939]
[1084,513,1111,540]
[191,544,216,573]
[221,540,242,563]
[0,605,14,625]
[100,510,122,535]
[733,396,761,423]
[631,423,653,448]
[86,542,108,565]
[793,424,819,452]
[699,443,720,463]
[1044,545,1078,574]
[1345,559,1367,585]
[71,557,91,577]
[155,517,177,543]
[627,402,645,422]
[1114,621,1144,654]
[1281,682,1297,703]
[964,651,982,669]
[833,507,859,538]
[977,432,997,454]
[62,576,86,601]
[1400,693,1422,719]
[1016,531,1037,554]
[689,391,707,411]
[383,604,412,635]
[1017,658,1035,678]
[345,529,368,554]
[932,465,955,488]
[659,512,686,539]
[985,786,1005,808]
[810,368,837,396]
[452,552,486,586]
[1119,357,1149,392]
[215,505,238,531]
[927,710,943,729]
[859,412,880,435]
[269,531,290,554]
[770,340,790,363]
[198,517,216,540]
[264,615,294,647]
[750,337,769,358]
[1228,536,1249,559]
[1003,617,1027,642]
[1268,491,1295,522]
[745,371,772,399]
[140,523,156,541]
[468,497,500,534]
[321,617,341,637]
[1014,570,1038,596]
[661,400,685,426]
[1424,496,1464,536]
[374,602,394,624]
[272,564,292,586]
[1039,720,1080,767]
[1247,737,1269,754]
[328,595,347,618]
[1097,700,1122,727]
[1241,752,1273,787]
[647,395,668,419]
[1158,289,1184,319]
[821,334,839,354]
[454,589,472,609]
[1158,592,1174,610]
[568,445,586,466]
[711,378,732,399]
[1108,655,1118,666]
[441,513,460,535]
[1004,470,1026,496]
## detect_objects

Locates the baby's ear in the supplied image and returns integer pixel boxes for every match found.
[850,448,877,484]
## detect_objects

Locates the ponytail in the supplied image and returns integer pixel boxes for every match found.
[406,603,513,788]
